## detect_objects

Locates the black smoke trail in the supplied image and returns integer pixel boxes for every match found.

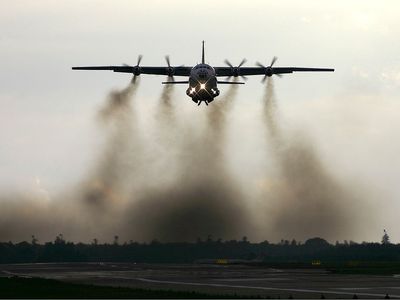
[126,84,253,242]
[261,78,357,241]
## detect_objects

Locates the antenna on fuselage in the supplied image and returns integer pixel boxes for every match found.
[202,40,205,64]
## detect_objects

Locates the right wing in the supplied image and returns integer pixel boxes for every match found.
[72,66,192,77]
[215,66,334,77]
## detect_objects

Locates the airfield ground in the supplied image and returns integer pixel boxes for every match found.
[1,263,400,299]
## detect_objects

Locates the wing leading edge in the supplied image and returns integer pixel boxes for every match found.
[72,66,334,78]
[72,66,192,77]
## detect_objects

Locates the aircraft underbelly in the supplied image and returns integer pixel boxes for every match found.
[196,90,213,100]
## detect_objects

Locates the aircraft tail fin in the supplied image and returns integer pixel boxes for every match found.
[202,41,205,64]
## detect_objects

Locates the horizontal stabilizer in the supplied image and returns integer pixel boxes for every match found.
[217,81,245,84]
[162,81,189,84]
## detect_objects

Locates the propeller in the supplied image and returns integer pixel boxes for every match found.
[256,56,281,83]
[224,58,248,81]
[165,55,175,81]
[123,55,143,83]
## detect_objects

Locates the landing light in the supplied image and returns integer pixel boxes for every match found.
[200,83,206,89]
[190,87,196,94]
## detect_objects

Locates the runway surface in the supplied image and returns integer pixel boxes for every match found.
[1,263,400,298]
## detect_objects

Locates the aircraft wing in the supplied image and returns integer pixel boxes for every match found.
[72,66,192,77]
[215,67,334,77]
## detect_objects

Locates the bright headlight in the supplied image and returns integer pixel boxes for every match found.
[200,83,206,89]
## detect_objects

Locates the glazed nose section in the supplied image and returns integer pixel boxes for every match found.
[198,69,208,80]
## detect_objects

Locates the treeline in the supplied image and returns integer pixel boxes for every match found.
[1,236,400,264]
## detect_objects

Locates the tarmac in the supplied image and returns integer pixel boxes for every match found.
[1,262,400,299]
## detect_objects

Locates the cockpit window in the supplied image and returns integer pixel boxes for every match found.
[194,65,212,70]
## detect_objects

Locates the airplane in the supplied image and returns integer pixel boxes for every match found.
[72,41,334,106]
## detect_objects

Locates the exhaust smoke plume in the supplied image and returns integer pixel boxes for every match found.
[261,78,363,241]
[127,83,253,242]
[0,78,372,243]
[158,84,174,119]
[0,79,142,242]
[82,77,141,209]
[154,84,176,147]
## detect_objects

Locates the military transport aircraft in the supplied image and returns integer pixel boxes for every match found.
[72,41,334,106]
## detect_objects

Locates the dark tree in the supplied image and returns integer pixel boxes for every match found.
[31,235,38,245]
[382,229,391,245]
[55,234,65,244]
[206,234,213,243]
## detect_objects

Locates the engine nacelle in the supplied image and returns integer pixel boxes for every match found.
[166,66,175,77]
[232,67,240,77]
[133,66,141,76]
[265,67,273,77]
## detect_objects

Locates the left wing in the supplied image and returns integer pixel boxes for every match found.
[72,65,192,77]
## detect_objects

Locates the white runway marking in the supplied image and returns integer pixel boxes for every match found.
[338,287,400,290]
[136,277,400,298]
[213,277,291,281]
[1,270,32,278]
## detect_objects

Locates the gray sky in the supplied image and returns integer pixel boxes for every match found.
[1,0,400,242]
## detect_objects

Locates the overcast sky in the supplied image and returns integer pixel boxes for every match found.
[1,0,399,242]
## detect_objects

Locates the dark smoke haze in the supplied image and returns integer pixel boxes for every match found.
[261,78,368,241]
[0,79,371,243]
[83,76,141,208]
[126,82,254,241]
[0,79,142,242]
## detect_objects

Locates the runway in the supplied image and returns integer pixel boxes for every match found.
[1,263,399,298]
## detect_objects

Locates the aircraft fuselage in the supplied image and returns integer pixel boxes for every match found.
[186,63,219,105]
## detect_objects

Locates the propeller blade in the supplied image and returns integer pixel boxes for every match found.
[137,55,143,66]
[238,58,247,68]
[256,62,265,68]
[224,59,233,68]
[240,75,248,81]
[131,75,137,84]
[261,75,267,83]
[270,56,278,67]
[165,55,171,67]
